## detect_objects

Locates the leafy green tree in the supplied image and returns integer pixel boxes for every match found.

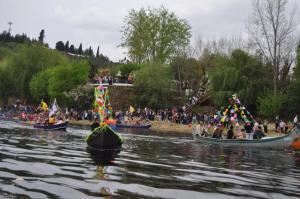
[121,6,191,63]
[134,62,174,108]
[30,70,51,102]
[257,91,286,119]
[48,61,89,104]
[56,41,65,51]
[209,49,272,108]
[119,63,143,77]
[8,44,67,101]
[38,29,45,43]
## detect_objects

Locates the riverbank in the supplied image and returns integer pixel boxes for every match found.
[69,120,193,134]
[68,119,287,136]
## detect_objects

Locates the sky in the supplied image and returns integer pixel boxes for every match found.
[0,0,299,62]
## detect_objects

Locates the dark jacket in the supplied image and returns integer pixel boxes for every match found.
[253,130,265,139]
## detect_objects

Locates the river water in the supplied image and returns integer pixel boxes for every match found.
[0,120,300,199]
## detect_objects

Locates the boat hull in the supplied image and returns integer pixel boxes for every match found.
[193,128,300,148]
[86,126,123,149]
[116,123,151,129]
[33,121,68,131]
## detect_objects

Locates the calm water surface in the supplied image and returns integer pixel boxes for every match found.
[0,120,300,199]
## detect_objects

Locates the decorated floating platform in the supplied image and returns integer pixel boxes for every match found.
[86,86,123,149]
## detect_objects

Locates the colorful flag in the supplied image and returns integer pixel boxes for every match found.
[129,105,135,113]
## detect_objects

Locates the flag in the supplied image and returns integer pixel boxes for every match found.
[49,99,58,117]
[129,105,135,113]
[41,100,48,111]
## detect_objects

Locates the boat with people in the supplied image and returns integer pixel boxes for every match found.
[193,127,300,148]
[192,94,300,148]
[86,86,123,150]
[33,99,68,131]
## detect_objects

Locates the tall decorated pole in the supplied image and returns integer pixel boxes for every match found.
[220,94,255,124]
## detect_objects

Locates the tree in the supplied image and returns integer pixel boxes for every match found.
[48,61,89,104]
[287,42,300,114]
[96,46,100,57]
[119,63,143,77]
[257,91,286,118]
[121,6,191,64]
[55,41,65,51]
[246,0,297,93]
[8,44,67,101]
[38,29,45,43]
[69,44,75,54]
[209,49,272,109]
[78,43,83,54]
[134,62,174,108]
[65,41,69,52]
[88,46,94,57]
[30,70,50,102]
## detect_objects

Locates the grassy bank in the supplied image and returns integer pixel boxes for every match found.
[68,120,193,134]
[68,119,289,136]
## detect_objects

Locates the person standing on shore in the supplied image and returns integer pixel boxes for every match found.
[275,115,280,132]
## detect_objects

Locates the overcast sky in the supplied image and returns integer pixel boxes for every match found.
[0,0,299,61]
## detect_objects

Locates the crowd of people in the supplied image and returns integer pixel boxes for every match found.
[0,103,298,139]
[90,75,134,85]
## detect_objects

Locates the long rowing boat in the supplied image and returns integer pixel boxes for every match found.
[193,127,300,148]
[33,121,68,131]
[86,126,123,150]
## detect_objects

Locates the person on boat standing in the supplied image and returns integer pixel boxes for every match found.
[244,122,253,140]
[226,125,234,139]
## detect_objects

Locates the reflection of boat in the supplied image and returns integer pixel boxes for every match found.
[33,121,68,131]
[193,128,300,148]
[116,123,151,129]
[87,147,120,166]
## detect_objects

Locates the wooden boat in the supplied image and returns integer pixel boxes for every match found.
[33,121,68,131]
[86,126,123,150]
[193,128,300,148]
[116,123,151,129]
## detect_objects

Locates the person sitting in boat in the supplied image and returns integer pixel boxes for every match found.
[48,114,56,125]
[91,118,100,131]
[212,124,223,139]
[56,117,63,124]
[235,127,244,139]
[226,125,234,139]
[253,126,265,139]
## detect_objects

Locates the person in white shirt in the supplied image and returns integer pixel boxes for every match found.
[294,114,298,127]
